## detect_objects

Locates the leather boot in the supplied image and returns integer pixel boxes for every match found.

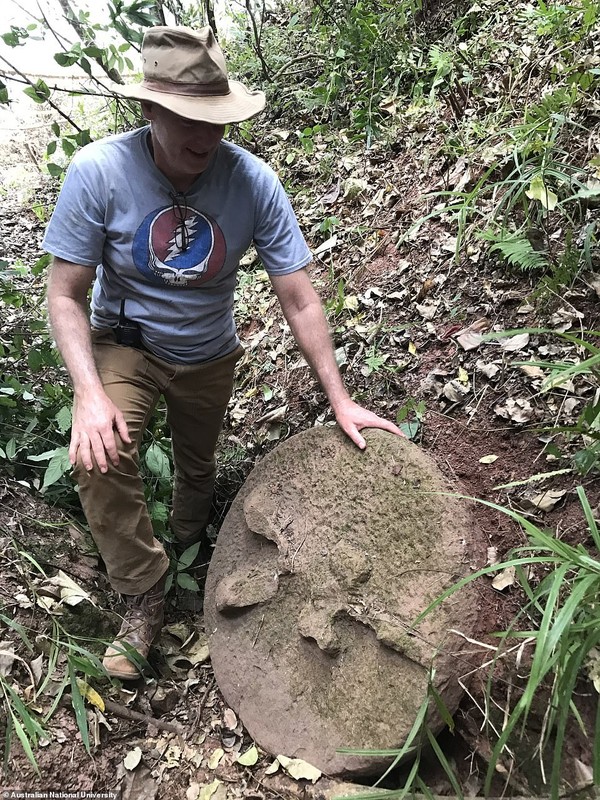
[103,571,167,680]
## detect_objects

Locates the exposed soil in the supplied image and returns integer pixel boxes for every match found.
[1,103,599,799]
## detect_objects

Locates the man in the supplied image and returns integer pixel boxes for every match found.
[44,26,402,680]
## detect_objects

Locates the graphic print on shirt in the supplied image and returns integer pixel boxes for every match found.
[132,205,226,287]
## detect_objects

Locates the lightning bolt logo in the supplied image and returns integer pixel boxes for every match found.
[133,204,226,288]
[165,215,202,260]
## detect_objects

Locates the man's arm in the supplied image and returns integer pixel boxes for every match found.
[47,257,131,472]
[270,268,404,449]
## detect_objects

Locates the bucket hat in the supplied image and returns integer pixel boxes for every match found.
[112,26,266,124]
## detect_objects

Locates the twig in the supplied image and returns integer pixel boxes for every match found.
[270,53,326,83]
[467,383,489,426]
[0,53,85,134]
[191,675,215,733]
[102,698,185,735]
[252,613,265,647]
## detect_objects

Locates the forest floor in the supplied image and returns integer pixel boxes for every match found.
[0,91,599,799]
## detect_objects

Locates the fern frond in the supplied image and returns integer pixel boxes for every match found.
[481,229,548,271]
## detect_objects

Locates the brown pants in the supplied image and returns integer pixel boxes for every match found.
[74,329,243,595]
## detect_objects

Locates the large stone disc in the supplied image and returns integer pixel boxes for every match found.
[204,428,481,777]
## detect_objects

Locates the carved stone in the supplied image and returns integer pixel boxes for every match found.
[204,428,482,777]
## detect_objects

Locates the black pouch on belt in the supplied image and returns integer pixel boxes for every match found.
[115,299,144,349]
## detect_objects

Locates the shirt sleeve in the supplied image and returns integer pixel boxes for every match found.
[42,150,107,267]
[252,169,312,276]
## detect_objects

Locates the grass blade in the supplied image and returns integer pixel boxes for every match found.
[68,659,90,754]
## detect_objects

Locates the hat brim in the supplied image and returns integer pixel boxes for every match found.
[110,79,266,124]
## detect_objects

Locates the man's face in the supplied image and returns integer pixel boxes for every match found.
[143,102,225,188]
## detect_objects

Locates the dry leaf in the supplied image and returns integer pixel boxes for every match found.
[479,454,498,464]
[519,365,545,379]
[124,746,143,771]
[208,748,224,770]
[486,547,499,566]
[277,754,322,783]
[187,783,201,800]
[529,489,567,512]
[76,678,105,712]
[415,301,439,320]
[0,642,15,677]
[494,398,533,423]
[588,274,600,299]
[320,181,341,205]
[264,759,280,775]
[491,566,516,591]
[313,235,337,257]
[45,570,92,607]
[182,638,210,666]
[500,333,530,352]
[476,360,500,378]
[30,653,44,685]
[223,708,237,731]
[443,379,470,402]
[237,745,259,766]
[455,318,489,351]
[14,592,33,609]
[573,759,593,788]
[379,97,398,116]
[199,780,222,800]
[458,366,470,384]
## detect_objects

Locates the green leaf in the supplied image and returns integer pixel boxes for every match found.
[47,163,64,178]
[51,121,60,137]
[83,45,104,58]
[176,573,199,591]
[4,681,46,742]
[61,138,77,157]
[177,541,201,570]
[54,52,79,67]
[525,175,558,211]
[399,420,420,440]
[42,448,71,488]
[54,406,72,433]
[149,500,168,523]
[68,661,90,753]
[0,612,33,652]
[27,347,44,372]
[426,728,462,794]
[23,80,50,104]
[145,443,171,478]
[29,447,61,462]
[5,706,40,775]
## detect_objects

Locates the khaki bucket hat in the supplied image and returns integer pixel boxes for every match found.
[113,26,266,124]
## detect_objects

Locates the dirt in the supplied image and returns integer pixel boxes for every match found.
[1,107,599,798]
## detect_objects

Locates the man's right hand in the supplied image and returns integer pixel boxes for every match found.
[70,390,131,473]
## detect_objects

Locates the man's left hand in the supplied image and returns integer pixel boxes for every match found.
[333,398,406,450]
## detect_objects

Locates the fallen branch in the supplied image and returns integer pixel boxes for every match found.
[103,698,185,736]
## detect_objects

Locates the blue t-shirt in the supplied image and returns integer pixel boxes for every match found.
[42,127,312,364]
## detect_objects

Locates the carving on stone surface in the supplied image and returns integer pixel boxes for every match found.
[205,428,483,777]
